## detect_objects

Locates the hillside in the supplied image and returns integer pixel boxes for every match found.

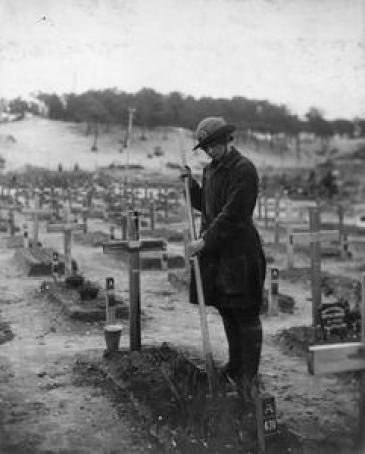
[0,116,364,178]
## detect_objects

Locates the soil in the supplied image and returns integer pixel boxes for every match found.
[1,215,362,452]
[76,346,301,453]
[0,246,153,454]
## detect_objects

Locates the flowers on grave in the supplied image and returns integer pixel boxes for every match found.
[78,280,100,301]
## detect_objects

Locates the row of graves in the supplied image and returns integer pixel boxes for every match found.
[1,178,365,452]
[253,189,364,347]
[0,176,195,332]
[253,189,365,451]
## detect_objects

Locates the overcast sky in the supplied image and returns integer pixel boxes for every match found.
[0,0,364,119]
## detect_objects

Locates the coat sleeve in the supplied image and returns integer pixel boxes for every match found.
[202,164,257,252]
[189,178,202,212]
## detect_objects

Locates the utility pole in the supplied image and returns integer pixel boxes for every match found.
[126,107,136,167]
[124,107,136,198]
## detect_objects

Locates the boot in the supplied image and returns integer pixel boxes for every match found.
[220,311,242,379]
[237,321,262,384]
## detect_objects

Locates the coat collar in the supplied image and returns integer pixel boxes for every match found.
[207,146,241,172]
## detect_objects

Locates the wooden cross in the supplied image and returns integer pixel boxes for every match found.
[273,192,281,244]
[7,206,16,236]
[23,190,53,245]
[50,186,61,219]
[337,205,350,259]
[46,203,85,276]
[287,208,339,330]
[162,188,169,221]
[308,272,365,452]
[0,203,18,237]
[149,197,155,231]
[81,206,89,233]
[103,210,167,351]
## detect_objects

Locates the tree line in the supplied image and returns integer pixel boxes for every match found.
[5,88,365,139]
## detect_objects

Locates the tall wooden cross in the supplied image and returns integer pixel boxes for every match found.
[308,272,365,452]
[103,210,167,351]
[23,190,53,245]
[46,202,85,276]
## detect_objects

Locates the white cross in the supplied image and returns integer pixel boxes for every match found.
[22,191,53,245]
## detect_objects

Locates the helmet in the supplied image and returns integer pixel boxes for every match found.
[193,117,235,150]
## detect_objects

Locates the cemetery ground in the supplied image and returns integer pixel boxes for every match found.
[1,117,365,452]
[0,204,364,453]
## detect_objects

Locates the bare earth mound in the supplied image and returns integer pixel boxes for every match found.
[75,344,301,453]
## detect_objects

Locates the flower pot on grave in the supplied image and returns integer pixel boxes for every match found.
[103,324,122,353]
[65,274,85,289]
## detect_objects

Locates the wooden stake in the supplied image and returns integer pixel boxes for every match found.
[128,211,141,350]
[268,268,279,316]
[255,392,278,454]
[52,252,59,282]
[23,224,29,248]
[263,191,268,228]
[274,193,280,245]
[105,277,116,324]
[309,208,321,332]
[164,188,169,221]
[149,199,155,231]
[8,208,15,237]
[286,227,294,269]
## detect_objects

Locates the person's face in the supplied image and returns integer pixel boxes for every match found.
[204,141,227,161]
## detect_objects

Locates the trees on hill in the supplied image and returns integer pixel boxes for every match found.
[4,89,363,141]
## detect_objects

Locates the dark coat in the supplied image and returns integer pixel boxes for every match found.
[189,146,266,311]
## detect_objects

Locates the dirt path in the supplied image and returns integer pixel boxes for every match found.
[0,245,153,454]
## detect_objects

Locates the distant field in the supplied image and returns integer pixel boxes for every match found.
[0,116,363,176]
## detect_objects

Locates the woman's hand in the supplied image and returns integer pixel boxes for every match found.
[179,165,192,181]
[186,238,205,257]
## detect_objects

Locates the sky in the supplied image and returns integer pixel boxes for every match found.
[0,0,364,119]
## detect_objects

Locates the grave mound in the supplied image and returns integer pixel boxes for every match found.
[142,228,184,242]
[45,281,128,322]
[14,247,71,276]
[275,323,360,359]
[74,231,109,247]
[75,344,300,453]
[274,325,316,357]
[279,267,312,282]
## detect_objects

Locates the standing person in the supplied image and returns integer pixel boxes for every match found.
[184,117,266,387]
